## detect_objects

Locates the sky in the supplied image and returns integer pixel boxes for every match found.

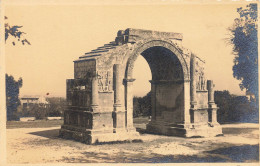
[5,1,250,97]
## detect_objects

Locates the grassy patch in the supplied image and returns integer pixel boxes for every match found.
[6,117,150,129]
[6,119,63,129]
[133,116,149,124]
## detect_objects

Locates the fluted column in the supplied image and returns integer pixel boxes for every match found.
[91,76,99,107]
[207,80,215,105]
[124,78,135,129]
[207,80,217,123]
[190,54,197,108]
[113,64,125,130]
[114,64,122,107]
[149,80,156,121]
[189,54,197,124]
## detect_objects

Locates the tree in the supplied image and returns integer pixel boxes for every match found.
[133,92,151,117]
[228,3,258,103]
[5,16,30,120]
[46,97,66,117]
[6,74,23,121]
[214,90,233,123]
[215,90,258,123]
[5,16,30,45]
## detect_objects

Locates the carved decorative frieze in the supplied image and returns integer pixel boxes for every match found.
[195,59,207,91]
[196,71,207,91]
[96,71,112,92]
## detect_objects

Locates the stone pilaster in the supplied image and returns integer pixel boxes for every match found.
[207,80,215,106]
[190,54,197,108]
[124,78,136,129]
[207,80,218,124]
[113,64,125,130]
[190,54,197,124]
[149,80,156,121]
[114,64,122,107]
[91,76,99,108]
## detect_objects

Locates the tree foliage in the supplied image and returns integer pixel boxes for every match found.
[133,92,151,117]
[6,74,23,121]
[5,16,30,45]
[215,90,258,123]
[229,3,258,102]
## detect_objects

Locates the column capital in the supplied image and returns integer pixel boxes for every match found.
[190,102,197,109]
[149,80,189,84]
[123,78,136,83]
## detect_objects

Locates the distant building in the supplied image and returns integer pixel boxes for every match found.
[20,95,49,111]
[246,91,256,102]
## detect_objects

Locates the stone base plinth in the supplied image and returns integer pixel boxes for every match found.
[146,121,222,137]
[59,125,140,144]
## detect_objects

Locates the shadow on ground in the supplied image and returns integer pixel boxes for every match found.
[222,127,258,135]
[206,144,259,162]
[29,129,60,139]
[58,144,259,163]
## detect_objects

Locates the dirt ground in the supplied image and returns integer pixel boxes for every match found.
[6,120,259,164]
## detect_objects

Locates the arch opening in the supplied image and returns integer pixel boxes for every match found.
[140,46,184,82]
[132,55,151,97]
[124,46,186,130]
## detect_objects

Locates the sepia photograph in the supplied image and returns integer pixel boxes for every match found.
[1,0,259,164]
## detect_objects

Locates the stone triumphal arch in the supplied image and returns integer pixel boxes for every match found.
[60,28,223,144]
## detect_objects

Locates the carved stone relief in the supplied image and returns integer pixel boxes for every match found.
[195,60,207,91]
[97,71,112,92]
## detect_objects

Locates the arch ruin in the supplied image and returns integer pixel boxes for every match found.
[60,28,223,144]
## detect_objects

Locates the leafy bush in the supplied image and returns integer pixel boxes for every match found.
[33,104,48,120]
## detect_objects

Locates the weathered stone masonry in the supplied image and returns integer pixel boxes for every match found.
[60,28,223,144]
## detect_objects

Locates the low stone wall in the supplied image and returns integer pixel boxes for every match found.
[20,117,35,122]
[47,117,62,120]
[20,117,62,121]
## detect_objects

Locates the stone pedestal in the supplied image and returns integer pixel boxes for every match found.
[60,71,140,144]
[146,122,222,137]
[60,119,140,144]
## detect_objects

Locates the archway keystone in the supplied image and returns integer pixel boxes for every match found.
[60,28,223,144]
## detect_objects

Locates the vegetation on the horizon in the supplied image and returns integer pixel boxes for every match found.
[19,97,66,120]
[215,90,258,123]
[133,90,258,123]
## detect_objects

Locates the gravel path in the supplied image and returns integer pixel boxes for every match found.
[7,123,259,163]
